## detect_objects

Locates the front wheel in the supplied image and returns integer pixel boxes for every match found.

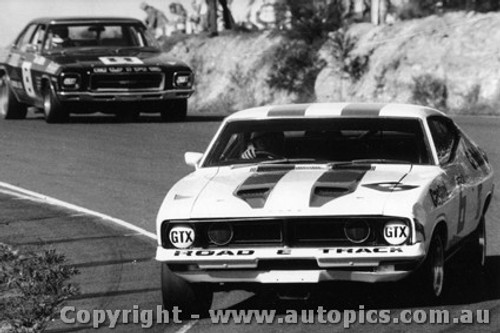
[43,84,68,123]
[160,99,187,122]
[471,215,487,269]
[161,263,213,318]
[417,232,446,303]
[0,76,27,120]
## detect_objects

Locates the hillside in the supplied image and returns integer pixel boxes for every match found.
[164,11,500,115]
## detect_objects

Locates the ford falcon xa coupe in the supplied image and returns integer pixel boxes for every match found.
[0,17,193,123]
[156,103,494,314]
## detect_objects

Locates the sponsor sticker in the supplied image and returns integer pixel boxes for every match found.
[169,225,195,249]
[98,56,143,65]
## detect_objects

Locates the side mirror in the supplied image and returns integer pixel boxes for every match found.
[184,152,203,168]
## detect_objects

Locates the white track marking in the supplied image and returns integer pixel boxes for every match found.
[173,320,199,333]
[0,181,157,240]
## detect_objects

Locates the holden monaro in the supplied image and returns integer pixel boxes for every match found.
[0,17,193,123]
[156,103,494,314]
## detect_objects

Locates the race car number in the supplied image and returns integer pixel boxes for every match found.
[21,61,36,98]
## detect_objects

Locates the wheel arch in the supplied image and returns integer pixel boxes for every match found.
[482,192,492,216]
[430,218,448,250]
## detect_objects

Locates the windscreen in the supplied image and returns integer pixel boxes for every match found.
[44,23,158,50]
[203,117,432,167]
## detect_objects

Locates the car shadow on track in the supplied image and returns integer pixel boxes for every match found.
[216,255,500,313]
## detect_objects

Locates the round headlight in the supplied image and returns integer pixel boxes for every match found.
[169,225,195,249]
[383,221,410,245]
[207,223,233,246]
[344,220,370,244]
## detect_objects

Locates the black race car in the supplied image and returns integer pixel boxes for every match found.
[0,17,194,123]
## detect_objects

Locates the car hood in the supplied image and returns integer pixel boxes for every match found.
[159,164,431,220]
[44,48,190,69]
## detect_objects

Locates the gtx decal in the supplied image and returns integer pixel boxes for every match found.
[234,170,290,208]
[310,168,370,207]
[267,104,309,117]
[341,103,386,116]
[363,182,419,192]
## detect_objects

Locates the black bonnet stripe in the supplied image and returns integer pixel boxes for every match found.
[234,170,290,208]
[267,104,309,117]
[310,168,370,207]
[341,104,386,116]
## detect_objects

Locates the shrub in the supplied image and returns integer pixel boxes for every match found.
[0,243,79,331]
[329,29,369,81]
[267,39,326,102]
[411,74,448,109]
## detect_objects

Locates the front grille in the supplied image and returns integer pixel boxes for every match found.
[161,217,411,248]
[89,73,164,91]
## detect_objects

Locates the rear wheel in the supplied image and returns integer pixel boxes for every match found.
[0,76,27,119]
[43,83,68,123]
[160,99,187,122]
[161,263,213,318]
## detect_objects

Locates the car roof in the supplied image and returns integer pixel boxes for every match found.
[28,17,143,25]
[226,103,447,121]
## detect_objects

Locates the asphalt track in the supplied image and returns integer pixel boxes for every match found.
[0,111,499,332]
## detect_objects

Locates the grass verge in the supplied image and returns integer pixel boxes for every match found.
[0,243,79,333]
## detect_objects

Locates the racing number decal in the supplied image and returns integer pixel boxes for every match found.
[457,191,466,234]
[21,61,36,98]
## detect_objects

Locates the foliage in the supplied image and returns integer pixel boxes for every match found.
[0,243,79,332]
[267,39,326,102]
[411,74,448,109]
[329,29,369,81]
[285,0,347,44]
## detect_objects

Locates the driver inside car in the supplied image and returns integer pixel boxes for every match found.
[241,131,285,159]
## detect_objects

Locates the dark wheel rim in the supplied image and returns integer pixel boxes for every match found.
[43,90,51,117]
[431,236,445,297]
[478,218,486,267]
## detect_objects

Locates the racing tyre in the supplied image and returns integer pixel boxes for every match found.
[42,83,68,123]
[417,232,446,303]
[471,215,487,269]
[161,263,213,318]
[0,76,27,119]
[160,99,187,122]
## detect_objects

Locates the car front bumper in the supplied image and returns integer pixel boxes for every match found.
[57,88,194,102]
[156,243,426,284]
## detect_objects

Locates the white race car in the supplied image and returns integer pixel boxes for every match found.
[156,103,494,314]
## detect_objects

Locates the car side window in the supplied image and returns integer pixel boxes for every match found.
[15,24,38,49]
[31,25,47,49]
[428,117,459,165]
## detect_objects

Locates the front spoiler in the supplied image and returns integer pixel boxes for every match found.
[57,88,194,102]
[156,243,425,283]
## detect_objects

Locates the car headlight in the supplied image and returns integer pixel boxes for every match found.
[173,72,193,88]
[60,73,81,90]
[169,225,195,249]
[344,220,371,244]
[383,220,410,245]
[207,223,233,246]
